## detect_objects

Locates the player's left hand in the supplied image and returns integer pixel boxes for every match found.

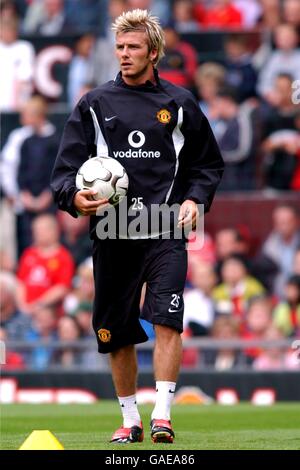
[177,199,199,230]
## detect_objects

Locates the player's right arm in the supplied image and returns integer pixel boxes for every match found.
[51,95,101,218]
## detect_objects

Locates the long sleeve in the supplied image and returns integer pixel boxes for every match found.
[181,94,224,212]
[1,127,32,198]
[50,96,96,217]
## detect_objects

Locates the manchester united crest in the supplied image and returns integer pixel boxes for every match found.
[157,109,171,124]
[98,328,111,343]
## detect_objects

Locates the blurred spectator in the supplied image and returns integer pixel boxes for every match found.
[0,17,35,111]
[194,62,226,134]
[214,227,278,291]
[213,254,265,319]
[262,204,300,298]
[16,96,59,254]
[58,210,91,267]
[67,33,95,108]
[0,197,17,268]
[273,275,300,337]
[63,260,94,314]
[0,249,15,273]
[257,24,300,101]
[64,0,103,34]
[127,0,171,20]
[258,0,281,29]
[232,0,261,29]
[0,327,25,370]
[212,87,258,191]
[252,325,299,370]
[1,97,45,208]
[91,0,127,86]
[72,301,94,338]
[25,306,57,369]
[193,0,206,25]
[23,0,74,36]
[294,248,300,275]
[202,0,243,29]
[159,22,198,88]
[0,271,32,340]
[184,261,217,336]
[283,0,300,36]
[17,214,75,316]
[22,0,44,32]
[173,0,200,33]
[1,96,57,259]
[242,295,273,360]
[206,315,241,370]
[54,315,83,367]
[0,0,20,21]
[261,74,299,191]
[186,232,216,284]
[223,34,257,102]
[215,227,249,261]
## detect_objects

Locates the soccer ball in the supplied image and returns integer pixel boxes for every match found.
[76,156,129,205]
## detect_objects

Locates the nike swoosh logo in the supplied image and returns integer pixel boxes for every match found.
[169,390,175,393]
[168,308,179,313]
[105,116,117,121]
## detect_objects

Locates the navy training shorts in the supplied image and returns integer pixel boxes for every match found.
[92,236,188,353]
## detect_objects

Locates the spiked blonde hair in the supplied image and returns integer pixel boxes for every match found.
[112,9,165,66]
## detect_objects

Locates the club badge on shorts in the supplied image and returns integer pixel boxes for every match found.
[157,109,171,124]
[98,328,111,343]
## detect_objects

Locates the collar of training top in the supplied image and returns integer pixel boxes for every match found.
[114,68,162,92]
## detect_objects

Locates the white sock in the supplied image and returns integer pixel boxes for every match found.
[151,381,176,421]
[118,394,141,428]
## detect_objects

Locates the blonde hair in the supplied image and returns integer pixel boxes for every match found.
[112,9,165,66]
[195,63,226,86]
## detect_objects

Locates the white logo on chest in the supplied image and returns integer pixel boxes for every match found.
[128,130,146,148]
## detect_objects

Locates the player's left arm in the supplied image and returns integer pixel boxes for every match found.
[180,94,224,222]
[177,199,199,229]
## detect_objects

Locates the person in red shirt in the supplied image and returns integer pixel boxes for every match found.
[242,295,273,361]
[17,213,75,316]
[158,22,198,89]
[202,0,242,29]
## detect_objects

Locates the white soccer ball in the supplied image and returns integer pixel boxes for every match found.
[76,156,129,205]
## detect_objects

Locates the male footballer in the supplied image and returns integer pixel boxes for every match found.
[51,9,223,444]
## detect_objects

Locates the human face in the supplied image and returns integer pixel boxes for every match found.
[115,31,157,85]
[32,216,59,248]
[273,207,298,240]
[221,259,246,286]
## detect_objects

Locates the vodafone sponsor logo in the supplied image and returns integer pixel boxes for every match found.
[113,130,161,159]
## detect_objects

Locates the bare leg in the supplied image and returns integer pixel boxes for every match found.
[110,344,137,396]
[153,325,182,381]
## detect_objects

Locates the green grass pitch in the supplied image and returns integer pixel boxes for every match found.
[1,402,300,450]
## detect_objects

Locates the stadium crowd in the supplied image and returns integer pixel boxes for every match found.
[0,0,300,371]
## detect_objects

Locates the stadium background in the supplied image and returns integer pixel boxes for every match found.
[1,0,300,414]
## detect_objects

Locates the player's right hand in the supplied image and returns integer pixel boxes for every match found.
[74,189,109,216]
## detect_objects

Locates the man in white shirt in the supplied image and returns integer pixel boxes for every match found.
[0,18,35,111]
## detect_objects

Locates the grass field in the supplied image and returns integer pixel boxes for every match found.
[1,402,300,450]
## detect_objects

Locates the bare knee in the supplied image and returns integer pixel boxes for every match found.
[110,344,135,361]
[154,324,181,345]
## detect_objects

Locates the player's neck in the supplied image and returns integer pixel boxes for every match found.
[122,65,156,87]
